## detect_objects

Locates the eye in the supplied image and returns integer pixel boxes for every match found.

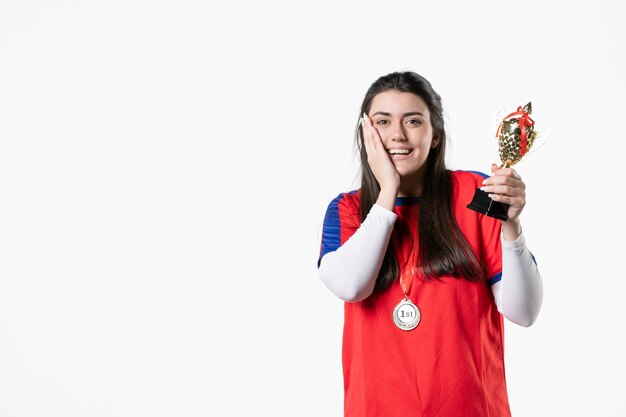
[406,119,423,126]
[375,119,389,125]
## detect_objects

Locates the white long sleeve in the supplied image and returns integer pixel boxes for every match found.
[318,204,397,302]
[491,232,543,327]
[318,205,543,326]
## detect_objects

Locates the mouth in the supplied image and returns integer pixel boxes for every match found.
[387,148,413,160]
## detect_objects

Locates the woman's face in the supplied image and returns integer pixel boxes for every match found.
[367,90,435,180]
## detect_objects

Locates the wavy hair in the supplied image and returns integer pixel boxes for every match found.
[356,71,484,292]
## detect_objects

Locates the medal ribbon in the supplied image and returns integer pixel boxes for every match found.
[495,106,535,157]
[391,231,419,298]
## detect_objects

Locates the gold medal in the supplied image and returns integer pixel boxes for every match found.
[393,297,421,331]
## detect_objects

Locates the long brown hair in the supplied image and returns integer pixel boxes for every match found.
[356,71,484,293]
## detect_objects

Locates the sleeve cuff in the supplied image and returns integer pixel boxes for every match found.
[371,203,398,222]
[501,229,526,251]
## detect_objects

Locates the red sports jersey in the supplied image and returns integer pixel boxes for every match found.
[319,170,510,417]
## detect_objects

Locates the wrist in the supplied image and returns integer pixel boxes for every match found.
[376,186,399,211]
[501,218,522,241]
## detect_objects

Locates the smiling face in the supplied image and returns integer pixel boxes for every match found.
[367,90,436,192]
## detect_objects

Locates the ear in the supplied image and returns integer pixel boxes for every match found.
[430,137,439,148]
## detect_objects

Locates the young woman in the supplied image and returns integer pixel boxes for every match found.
[318,72,543,417]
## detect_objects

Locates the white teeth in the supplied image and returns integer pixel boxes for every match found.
[388,149,411,155]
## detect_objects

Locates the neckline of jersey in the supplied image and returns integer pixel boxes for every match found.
[395,196,421,206]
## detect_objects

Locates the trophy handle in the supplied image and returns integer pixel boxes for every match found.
[492,108,507,133]
[526,123,551,156]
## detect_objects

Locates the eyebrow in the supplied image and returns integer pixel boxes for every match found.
[372,111,425,117]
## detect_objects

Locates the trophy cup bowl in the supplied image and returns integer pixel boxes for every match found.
[467,102,537,221]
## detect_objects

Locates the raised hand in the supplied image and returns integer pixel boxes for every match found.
[361,113,400,210]
[480,163,526,239]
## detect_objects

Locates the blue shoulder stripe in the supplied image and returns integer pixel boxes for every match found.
[487,271,502,286]
[464,170,490,179]
[487,252,536,286]
[318,193,346,267]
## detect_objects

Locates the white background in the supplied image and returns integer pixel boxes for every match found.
[1,1,625,416]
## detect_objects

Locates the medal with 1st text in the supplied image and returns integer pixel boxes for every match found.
[393,297,420,330]
[391,233,421,331]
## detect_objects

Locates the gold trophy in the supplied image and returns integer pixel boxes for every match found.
[467,102,537,221]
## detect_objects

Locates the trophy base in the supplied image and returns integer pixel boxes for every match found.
[467,188,509,221]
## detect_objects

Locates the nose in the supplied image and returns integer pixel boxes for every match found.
[391,123,407,142]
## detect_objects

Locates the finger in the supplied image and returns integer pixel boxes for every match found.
[487,193,525,207]
[369,120,385,152]
[491,166,522,180]
[363,114,373,144]
[481,184,526,197]
[364,114,384,154]
[363,125,374,156]
[362,114,372,140]
[362,115,374,150]
[483,175,525,190]
[508,167,522,180]
[484,170,525,189]
[483,173,523,184]
[364,113,374,130]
